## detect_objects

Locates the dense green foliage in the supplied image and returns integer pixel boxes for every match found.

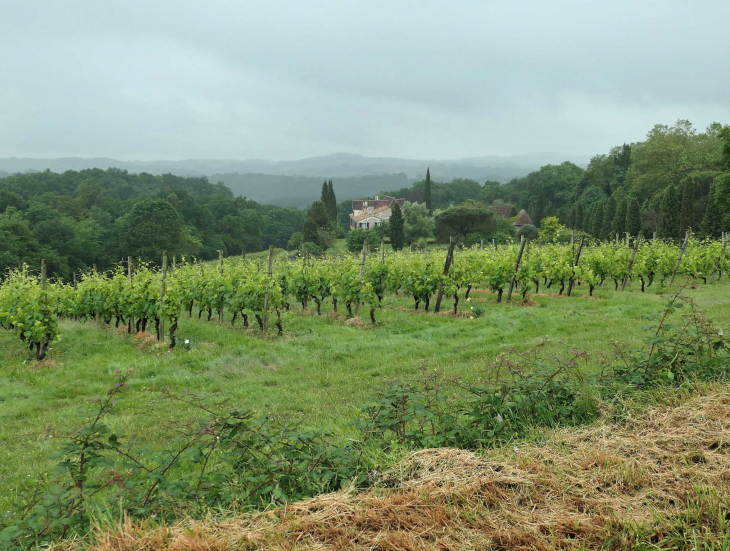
[434,200,496,242]
[402,202,434,246]
[424,167,433,215]
[0,169,305,278]
[374,120,730,241]
[3,238,727,362]
[389,202,405,251]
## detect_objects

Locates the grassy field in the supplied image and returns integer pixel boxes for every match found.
[1,276,729,511]
[80,386,730,550]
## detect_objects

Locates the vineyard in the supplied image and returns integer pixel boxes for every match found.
[1,237,728,360]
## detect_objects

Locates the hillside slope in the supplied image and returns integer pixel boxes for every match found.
[72,386,730,550]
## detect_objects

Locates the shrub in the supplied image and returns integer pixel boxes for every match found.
[287,231,304,251]
[302,242,325,257]
[606,284,729,390]
[517,223,539,241]
[346,227,382,253]
[538,216,564,243]
[434,201,496,243]
[0,377,368,550]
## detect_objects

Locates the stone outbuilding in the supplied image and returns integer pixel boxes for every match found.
[513,209,533,227]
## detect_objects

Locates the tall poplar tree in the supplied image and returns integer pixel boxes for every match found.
[626,196,642,237]
[679,178,694,234]
[592,202,604,238]
[327,180,337,223]
[701,185,722,238]
[424,168,433,216]
[601,195,617,240]
[611,196,627,237]
[658,186,681,240]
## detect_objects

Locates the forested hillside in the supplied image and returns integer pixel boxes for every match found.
[508,120,727,238]
[379,120,728,239]
[2,119,728,281]
[0,169,303,278]
[214,172,412,207]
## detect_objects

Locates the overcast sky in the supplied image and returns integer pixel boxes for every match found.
[1,0,729,161]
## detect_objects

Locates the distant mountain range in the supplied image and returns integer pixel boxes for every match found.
[0,152,589,179]
[0,152,590,207]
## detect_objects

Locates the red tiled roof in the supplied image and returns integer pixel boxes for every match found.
[350,206,390,222]
[513,209,533,226]
[488,204,513,218]
[352,196,405,212]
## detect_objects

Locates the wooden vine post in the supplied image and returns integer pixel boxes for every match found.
[127,256,133,333]
[621,232,642,291]
[506,235,526,302]
[218,250,224,322]
[669,230,691,287]
[355,240,367,316]
[159,251,168,343]
[262,245,274,332]
[434,237,455,313]
[713,232,728,281]
[566,235,585,297]
[40,258,47,290]
[381,235,385,264]
[570,230,575,257]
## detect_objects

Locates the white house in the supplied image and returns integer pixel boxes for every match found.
[349,195,406,229]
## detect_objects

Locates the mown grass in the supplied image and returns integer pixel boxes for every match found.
[1,276,729,512]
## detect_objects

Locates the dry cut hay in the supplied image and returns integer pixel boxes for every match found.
[72,387,730,551]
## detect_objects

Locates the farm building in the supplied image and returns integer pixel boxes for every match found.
[350,195,406,229]
[513,209,533,227]
[487,204,514,218]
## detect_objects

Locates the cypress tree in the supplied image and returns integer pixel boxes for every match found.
[626,196,642,237]
[321,181,329,206]
[577,202,584,231]
[583,206,593,237]
[602,195,617,240]
[531,188,546,227]
[701,185,722,238]
[328,180,337,223]
[424,168,433,216]
[389,202,405,251]
[658,186,681,240]
[592,202,604,238]
[611,196,627,237]
[679,178,694,234]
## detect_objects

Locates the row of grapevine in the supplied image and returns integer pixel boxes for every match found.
[1,238,728,358]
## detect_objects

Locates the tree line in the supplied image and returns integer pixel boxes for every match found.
[0,169,305,278]
[2,119,728,279]
[343,119,729,249]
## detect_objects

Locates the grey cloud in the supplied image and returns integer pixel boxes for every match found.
[1,0,728,161]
